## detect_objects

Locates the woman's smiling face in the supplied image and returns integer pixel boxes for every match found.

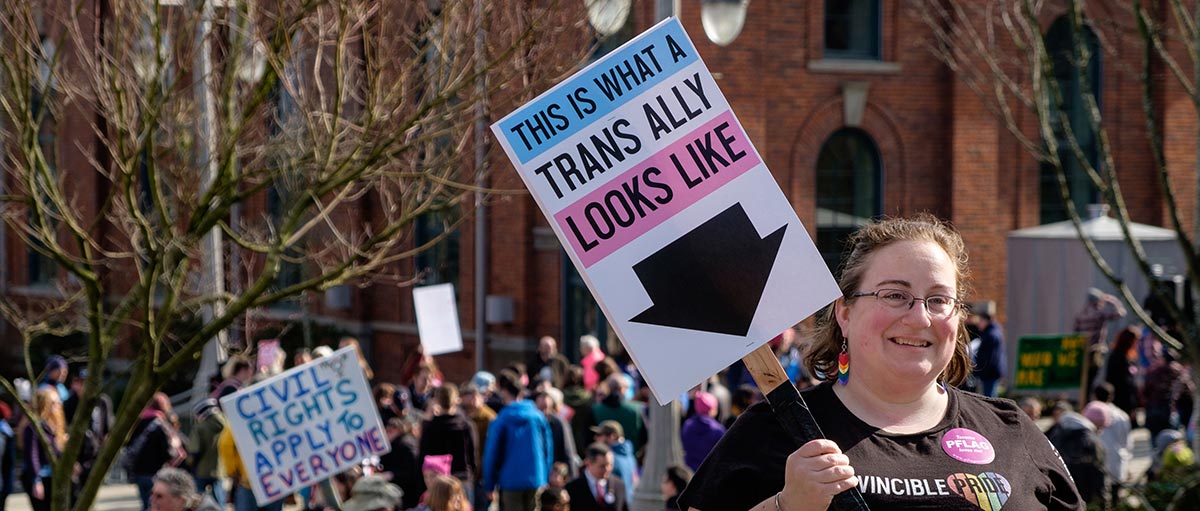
[835,239,961,386]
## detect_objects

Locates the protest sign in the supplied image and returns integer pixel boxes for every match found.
[491,18,839,403]
[1013,333,1087,395]
[256,339,280,373]
[220,346,388,505]
[413,283,464,356]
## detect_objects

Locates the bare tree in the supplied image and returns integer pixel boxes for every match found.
[0,1,592,509]
[915,0,1200,445]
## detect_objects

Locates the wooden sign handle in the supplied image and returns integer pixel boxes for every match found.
[741,343,871,511]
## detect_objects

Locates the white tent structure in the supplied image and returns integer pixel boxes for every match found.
[1005,214,1187,388]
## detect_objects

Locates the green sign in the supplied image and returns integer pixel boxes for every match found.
[1014,334,1088,391]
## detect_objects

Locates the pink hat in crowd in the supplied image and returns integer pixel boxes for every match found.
[1082,401,1111,429]
[422,454,452,476]
[693,391,717,417]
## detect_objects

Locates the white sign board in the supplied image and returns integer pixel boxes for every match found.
[220,346,388,505]
[491,18,839,403]
[414,283,464,356]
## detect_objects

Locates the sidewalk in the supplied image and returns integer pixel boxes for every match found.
[4,484,141,511]
[2,484,309,511]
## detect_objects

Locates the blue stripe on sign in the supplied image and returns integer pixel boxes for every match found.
[497,18,698,164]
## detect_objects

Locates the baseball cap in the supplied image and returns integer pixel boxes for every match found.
[590,420,624,438]
[472,371,496,389]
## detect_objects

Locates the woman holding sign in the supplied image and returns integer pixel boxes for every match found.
[680,215,1084,510]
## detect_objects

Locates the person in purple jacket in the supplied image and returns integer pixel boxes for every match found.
[681,391,725,471]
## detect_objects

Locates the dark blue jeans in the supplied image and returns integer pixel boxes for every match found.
[234,484,283,511]
[979,378,1000,398]
[473,480,492,511]
[0,469,12,511]
[134,475,154,511]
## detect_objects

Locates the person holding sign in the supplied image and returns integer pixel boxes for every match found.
[680,215,1084,510]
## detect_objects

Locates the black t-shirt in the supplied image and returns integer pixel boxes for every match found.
[679,382,1083,510]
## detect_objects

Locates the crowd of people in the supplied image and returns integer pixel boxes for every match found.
[0,356,114,511]
[0,333,729,511]
[349,334,713,511]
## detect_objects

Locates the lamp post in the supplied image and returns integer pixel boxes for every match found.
[190,0,230,407]
[190,0,266,406]
[700,0,749,46]
[632,398,685,511]
[474,0,488,372]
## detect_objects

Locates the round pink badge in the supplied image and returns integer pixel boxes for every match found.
[941,428,995,465]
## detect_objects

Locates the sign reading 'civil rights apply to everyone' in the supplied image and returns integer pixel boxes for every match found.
[491,18,839,403]
[220,347,388,505]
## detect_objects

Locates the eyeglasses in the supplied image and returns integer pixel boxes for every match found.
[849,288,961,317]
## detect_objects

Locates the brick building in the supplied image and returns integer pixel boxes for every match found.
[4,1,1194,388]
[423,0,1193,384]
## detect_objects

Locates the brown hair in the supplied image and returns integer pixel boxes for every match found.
[373,382,396,404]
[426,475,467,511]
[595,357,619,385]
[434,384,458,411]
[804,214,973,386]
[538,486,570,511]
[1112,326,1139,360]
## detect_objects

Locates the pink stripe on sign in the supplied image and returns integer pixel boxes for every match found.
[554,110,760,267]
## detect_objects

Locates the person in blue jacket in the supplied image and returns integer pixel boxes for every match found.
[482,369,553,511]
[970,310,1006,397]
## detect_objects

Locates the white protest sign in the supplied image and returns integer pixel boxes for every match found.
[413,283,464,356]
[220,346,388,505]
[491,18,840,404]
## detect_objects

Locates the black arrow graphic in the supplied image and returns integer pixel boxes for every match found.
[630,203,786,336]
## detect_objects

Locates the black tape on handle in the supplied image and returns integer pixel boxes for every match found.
[764,383,870,511]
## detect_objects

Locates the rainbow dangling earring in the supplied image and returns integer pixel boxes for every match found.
[837,340,850,385]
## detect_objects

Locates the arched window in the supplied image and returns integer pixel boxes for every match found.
[816,128,882,271]
[1040,16,1101,224]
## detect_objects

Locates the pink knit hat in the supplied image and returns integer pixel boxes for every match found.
[1082,401,1111,429]
[693,391,717,416]
[422,454,452,476]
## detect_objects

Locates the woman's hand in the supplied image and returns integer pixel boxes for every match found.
[33,480,44,500]
[778,439,858,511]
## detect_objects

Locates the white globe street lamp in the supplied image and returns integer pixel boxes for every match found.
[700,0,749,46]
[585,0,631,36]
